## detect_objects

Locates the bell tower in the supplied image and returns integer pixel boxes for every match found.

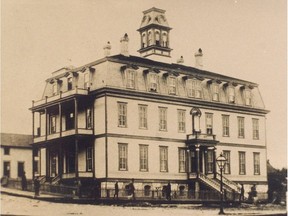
[137,7,172,60]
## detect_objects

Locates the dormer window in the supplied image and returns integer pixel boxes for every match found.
[187,79,202,98]
[212,83,219,101]
[149,73,158,92]
[84,73,89,89]
[228,86,235,103]
[168,76,176,95]
[126,69,136,89]
[155,31,160,46]
[67,77,73,91]
[245,89,252,106]
[52,83,57,96]
[142,33,147,48]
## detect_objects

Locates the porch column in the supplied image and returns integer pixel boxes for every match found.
[32,146,35,180]
[58,143,63,177]
[74,98,78,134]
[32,111,35,137]
[186,149,191,179]
[196,145,200,178]
[45,108,48,140]
[59,103,62,137]
[46,148,50,177]
[213,147,217,179]
[75,139,79,178]
[92,143,95,178]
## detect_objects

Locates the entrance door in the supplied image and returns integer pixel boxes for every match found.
[191,151,197,173]
[3,161,10,177]
[66,151,75,173]
[50,152,58,177]
[17,162,24,178]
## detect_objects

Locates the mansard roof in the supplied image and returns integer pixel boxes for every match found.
[139,7,171,30]
[1,133,33,148]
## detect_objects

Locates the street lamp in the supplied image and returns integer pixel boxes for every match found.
[216,153,227,215]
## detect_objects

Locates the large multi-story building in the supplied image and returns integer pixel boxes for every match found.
[30,7,269,199]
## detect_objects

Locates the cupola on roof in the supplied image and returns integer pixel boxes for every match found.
[139,7,171,30]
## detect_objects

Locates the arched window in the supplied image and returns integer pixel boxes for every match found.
[144,185,151,196]
[162,32,167,47]
[148,31,152,46]
[142,33,147,48]
[155,31,160,46]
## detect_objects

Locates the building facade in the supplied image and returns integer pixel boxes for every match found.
[1,133,33,180]
[30,7,269,199]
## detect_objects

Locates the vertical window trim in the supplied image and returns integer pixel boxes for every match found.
[159,107,167,131]
[118,143,128,171]
[118,102,127,127]
[67,77,73,91]
[222,115,230,137]
[126,69,136,89]
[178,148,186,173]
[178,109,186,133]
[159,146,168,172]
[86,107,93,129]
[239,151,246,175]
[223,150,231,174]
[138,105,148,129]
[139,144,149,172]
[253,152,260,175]
[228,86,235,103]
[205,113,213,135]
[212,83,219,101]
[252,118,259,140]
[238,117,245,138]
[245,89,252,106]
[206,150,214,174]
[50,115,56,134]
[86,146,93,172]
[168,76,176,95]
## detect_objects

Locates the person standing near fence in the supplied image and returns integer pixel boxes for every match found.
[240,184,245,202]
[130,179,135,200]
[114,181,119,200]
[166,182,171,201]
[34,177,40,197]
[21,171,27,191]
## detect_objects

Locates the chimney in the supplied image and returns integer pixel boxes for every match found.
[103,41,111,57]
[194,48,203,69]
[120,33,129,56]
[177,56,184,64]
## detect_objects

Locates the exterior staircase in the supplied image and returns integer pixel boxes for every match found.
[198,173,240,200]
[51,175,61,185]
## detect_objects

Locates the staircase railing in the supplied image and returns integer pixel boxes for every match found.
[51,175,61,185]
[198,173,221,192]
[216,172,241,192]
[38,176,46,184]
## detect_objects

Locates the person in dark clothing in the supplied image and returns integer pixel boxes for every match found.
[130,179,135,200]
[114,181,119,199]
[240,184,245,202]
[34,177,40,196]
[166,182,171,201]
[21,172,27,191]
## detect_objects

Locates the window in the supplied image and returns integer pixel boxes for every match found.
[162,32,168,47]
[228,86,235,103]
[159,107,167,131]
[178,110,186,132]
[4,147,10,155]
[212,83,219,101]
[142,33,147,48]
[160,146,168,172]
[126,69,135,89]
[187,79,202,98]
[222,115,230,137]
[206,150,214,174]
[253,152,260,175]
[86,147,93,171]
[86,108,93,129]
[84,73,89,89]
[144,185,151,196]
[139,105,148,129]
[178,148,186,173]
[239,152,246,175]
[206,113,213,135]
[148,31,152,46]
[168,76,176,95]
[118,102,127,127]
[139,145,148,171]
[4,161,10,177]
[119,144,128,171]
[252,119,259,140]
[155,31,160,46]
[179,186,185,196]
[67,77,73,91]
[66,112,75,130]
[149,73,158,92]
[223,151,231,174]
[245,90,252,106]
[50,115,56,134]
[238,117,245,138]
[52,83,57,95]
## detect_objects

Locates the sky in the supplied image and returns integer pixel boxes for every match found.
[1,0,287,169]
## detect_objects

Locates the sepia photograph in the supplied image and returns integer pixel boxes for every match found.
[1,0,287,215]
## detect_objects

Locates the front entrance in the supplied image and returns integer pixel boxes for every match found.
[17,162,24,178]
[3,161,10,177]
[50,152,58,177]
